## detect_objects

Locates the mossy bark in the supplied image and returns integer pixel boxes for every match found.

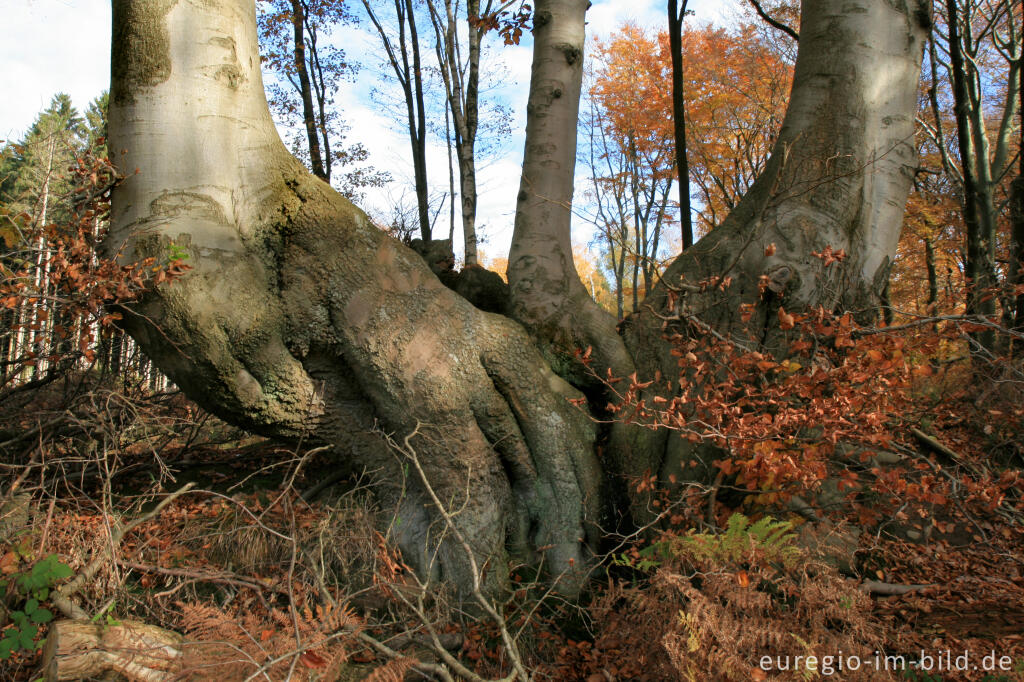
[108,0,600,597]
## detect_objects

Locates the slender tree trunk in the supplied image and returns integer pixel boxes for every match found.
[1013,178,1024,330]
[291,0,326,180]
[405,0,432,241]
[881,278,894,325]
[508,0,634,383]
[428,0,483,265]
[306,21,333,182]
[27,138,56,379]
[1013,2,1024,332]
[455,143,478,264]
[614,249,625,320]
[925,233,939,314]
[644,175,672,297]
[945,0,996,352]
[668,0,693,250]
[457,0,481,266]
[444,104,456,243]
[362,0,433,241]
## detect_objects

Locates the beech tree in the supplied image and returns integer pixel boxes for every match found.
[106,0,930,597]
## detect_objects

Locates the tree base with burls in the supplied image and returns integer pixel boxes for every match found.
[106,0,930,599]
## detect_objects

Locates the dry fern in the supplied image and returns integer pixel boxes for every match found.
[363,656,418,682]
[178,599,359,681]
[582,514,889,681]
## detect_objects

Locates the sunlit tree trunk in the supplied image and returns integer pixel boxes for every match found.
[108,0,599,597]
[107,0,928,595]
[507,0,634,382]
[616,0,930,520]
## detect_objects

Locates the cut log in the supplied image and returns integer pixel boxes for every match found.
[41,620,183,682]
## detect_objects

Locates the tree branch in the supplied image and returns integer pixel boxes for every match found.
[746,0,799,41]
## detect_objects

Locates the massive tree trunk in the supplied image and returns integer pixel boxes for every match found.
[616,0,930,520]
[107,0,600,597]
[107,0,928,596]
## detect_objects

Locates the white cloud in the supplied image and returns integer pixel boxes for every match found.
[0,0,111,141]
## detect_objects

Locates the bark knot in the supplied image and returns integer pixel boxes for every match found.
[555,43,582,66]
[766,265,792,294]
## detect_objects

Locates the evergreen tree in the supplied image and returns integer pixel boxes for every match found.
[0,93,87,231]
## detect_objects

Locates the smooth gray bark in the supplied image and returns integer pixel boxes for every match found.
[506,0,634,383]
[616,0,930,521]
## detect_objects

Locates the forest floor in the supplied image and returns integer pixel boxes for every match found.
[1,360,1023,681]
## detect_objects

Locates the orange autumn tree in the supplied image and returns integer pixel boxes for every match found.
[681,24,792,231]
[583,21,794,318]
[585,23,678,318]
[889,173,965,319]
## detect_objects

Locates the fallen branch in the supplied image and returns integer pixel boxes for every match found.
[115,559,289,609]
[860,580,934,596]
[40,485,195,681]
[910,428,982,477]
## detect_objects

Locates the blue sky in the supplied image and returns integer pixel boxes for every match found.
[1,0,736,260]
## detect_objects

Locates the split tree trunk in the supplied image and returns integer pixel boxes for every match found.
[106,0,929,597]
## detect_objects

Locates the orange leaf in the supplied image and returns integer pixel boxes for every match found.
[300,651,327,669]
[778,307,795,330]
[0,551,20,575]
